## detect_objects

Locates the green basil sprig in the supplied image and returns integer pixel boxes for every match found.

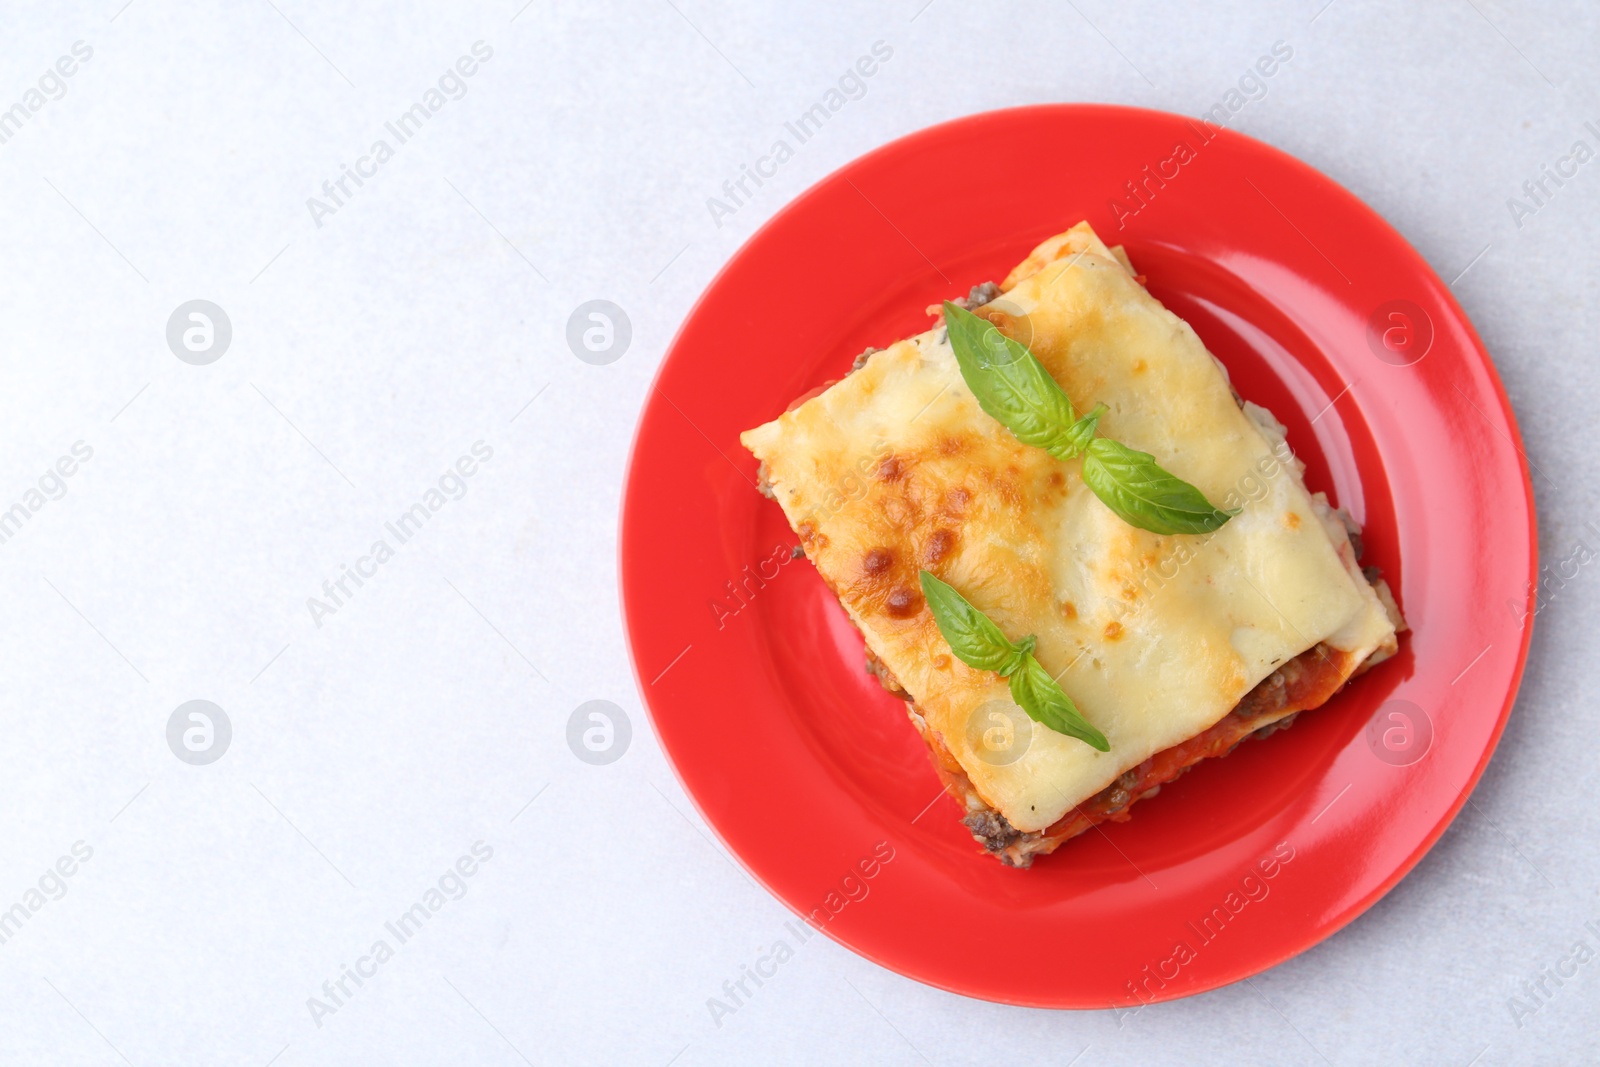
[1080,438,1237,535]
[919,571,1109,752]
[943,301,1237,536]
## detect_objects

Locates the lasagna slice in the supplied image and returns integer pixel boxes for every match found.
[741,223,1403,867]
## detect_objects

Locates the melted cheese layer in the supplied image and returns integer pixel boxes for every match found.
[742,223,1396,833]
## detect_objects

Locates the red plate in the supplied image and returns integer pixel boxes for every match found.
[619,105,1536,1007]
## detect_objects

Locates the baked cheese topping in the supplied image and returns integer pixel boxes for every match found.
[741,223,1396,833]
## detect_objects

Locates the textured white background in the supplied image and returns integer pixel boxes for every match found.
[0,1,1593,1064]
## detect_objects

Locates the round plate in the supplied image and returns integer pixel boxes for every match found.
[619,105,1536,1007]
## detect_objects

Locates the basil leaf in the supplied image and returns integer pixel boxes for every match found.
[921,570,1108,751]
[943,302,1083,460]
[1007,654,1110,752]
[1080,437,1238,535]
[1062,402,1107,458]
[918,571,1020,674]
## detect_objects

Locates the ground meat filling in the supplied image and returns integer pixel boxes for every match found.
[754,461,777,501]
[850,346,880,372]
[964,810,1020,852]
[965,281,1001,308]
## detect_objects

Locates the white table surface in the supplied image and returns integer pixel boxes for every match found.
[0,1,1594,1064]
